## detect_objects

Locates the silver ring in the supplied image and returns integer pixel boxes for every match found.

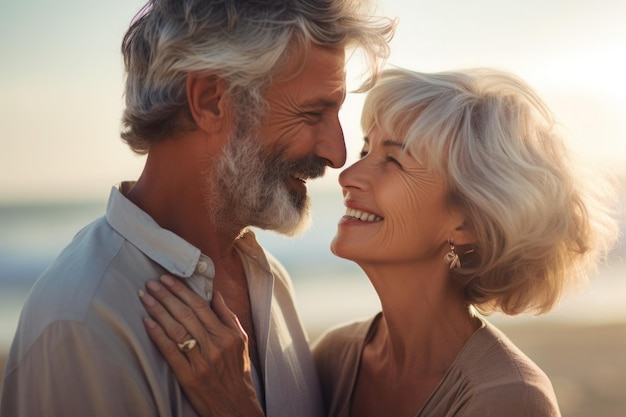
[177,338,197,353]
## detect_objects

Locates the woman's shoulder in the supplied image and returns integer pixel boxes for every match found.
[448,320,561,416]
[312,314,379,359]
[311,314,381,416]
[464,321,552,382]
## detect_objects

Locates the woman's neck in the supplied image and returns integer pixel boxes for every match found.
[347,262,482,417]
[361,262,480,375]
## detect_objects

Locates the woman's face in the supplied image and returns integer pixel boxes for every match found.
[331,126,461,268]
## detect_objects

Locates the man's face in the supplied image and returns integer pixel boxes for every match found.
[209,44,347,235]
[257,44,348,193]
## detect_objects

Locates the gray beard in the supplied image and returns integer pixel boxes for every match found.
[203,128,326,237]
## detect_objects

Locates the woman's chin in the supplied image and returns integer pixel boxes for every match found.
[330,237,355,261]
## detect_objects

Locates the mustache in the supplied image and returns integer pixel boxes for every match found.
[283,154,328,179]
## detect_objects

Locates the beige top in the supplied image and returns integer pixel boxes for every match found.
[313,314,561,417]
[0,184,323,417]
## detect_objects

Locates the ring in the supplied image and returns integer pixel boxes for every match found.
[177,338,197,353]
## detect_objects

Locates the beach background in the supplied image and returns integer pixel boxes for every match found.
[1,0,626,416]
[1,185,625,417]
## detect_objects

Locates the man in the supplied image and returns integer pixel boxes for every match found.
[0,1,393,416]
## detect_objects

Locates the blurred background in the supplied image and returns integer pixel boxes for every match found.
[1,1,625,416]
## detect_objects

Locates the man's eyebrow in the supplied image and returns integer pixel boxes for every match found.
[302,87,346,109]
[302,97,344,109]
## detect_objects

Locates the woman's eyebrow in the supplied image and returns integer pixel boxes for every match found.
[362,137,405,149]
[382,139,405,149]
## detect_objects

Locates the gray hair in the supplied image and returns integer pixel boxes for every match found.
[362,68,620,315]
[121,0,395,154]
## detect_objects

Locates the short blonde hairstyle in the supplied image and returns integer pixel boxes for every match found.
[121,0,395,154]
[362,68,620,315]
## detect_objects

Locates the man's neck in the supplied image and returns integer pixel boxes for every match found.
[125,144,243,260]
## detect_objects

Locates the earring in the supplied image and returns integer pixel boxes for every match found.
[444,239,461,270]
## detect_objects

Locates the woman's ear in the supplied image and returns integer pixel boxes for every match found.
[448,209,476,247]
[453,221,476,247]
[186,73,229,133]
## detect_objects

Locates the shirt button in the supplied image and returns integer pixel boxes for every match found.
[197,261,208,273]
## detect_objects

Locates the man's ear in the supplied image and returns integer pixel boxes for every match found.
[186,73,229,133]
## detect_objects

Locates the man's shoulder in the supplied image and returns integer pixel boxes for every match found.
[17,216,153,337]
[37,216,124,288]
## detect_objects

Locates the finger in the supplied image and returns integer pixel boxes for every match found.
[142,316,198,386]
[158,274,225,332]
[212,291,248,342]
[139,288,205,368]
[140,282,206,348]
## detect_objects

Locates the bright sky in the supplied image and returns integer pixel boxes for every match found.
[1,0,625,202]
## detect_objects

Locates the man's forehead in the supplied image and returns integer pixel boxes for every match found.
[300,82,346,107]
[266,44,347,107]
[273,42,346,82]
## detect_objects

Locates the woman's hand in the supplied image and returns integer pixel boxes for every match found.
[139,274,264,417]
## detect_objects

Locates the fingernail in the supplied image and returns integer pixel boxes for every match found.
[144,317,157,328]
[141,292,156,306]
[160,275,175,286]
[138,289,145,298]
[147,280,161,291]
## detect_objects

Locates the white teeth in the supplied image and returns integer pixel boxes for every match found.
[345,208,382,222]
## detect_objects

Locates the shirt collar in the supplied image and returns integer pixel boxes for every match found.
[105,183,202,278]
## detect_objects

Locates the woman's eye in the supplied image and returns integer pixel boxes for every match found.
[386,156,402,167]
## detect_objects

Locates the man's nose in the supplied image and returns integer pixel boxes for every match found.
[315,115,347,168]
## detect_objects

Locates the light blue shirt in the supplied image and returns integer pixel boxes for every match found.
[0,184,323,417]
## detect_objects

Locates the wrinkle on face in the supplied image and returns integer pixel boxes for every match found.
[258,44,346,160]
[205,44,348,236]
[334,126,457,265]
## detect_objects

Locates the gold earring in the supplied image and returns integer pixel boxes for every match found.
[444,239,461,270]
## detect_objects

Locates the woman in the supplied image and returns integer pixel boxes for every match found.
[139,68,618,416]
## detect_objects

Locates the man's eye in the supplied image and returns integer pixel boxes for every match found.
[304,112,323,122]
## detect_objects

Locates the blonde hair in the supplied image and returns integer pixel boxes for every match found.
[362,68,620,315]
[121,0,395,154]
